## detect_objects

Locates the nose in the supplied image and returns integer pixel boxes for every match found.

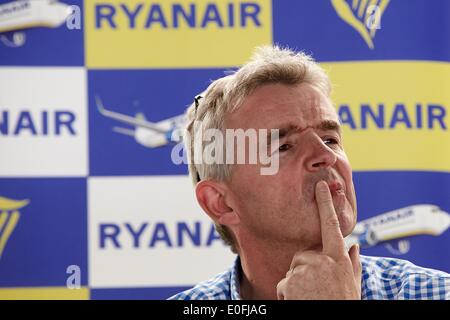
[304,133,337,172]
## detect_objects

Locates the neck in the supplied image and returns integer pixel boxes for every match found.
[237,235,319,300]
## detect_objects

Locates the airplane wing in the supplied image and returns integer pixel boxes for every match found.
[95,95,167,134]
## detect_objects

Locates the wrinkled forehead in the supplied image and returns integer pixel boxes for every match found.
[226,83,338,130]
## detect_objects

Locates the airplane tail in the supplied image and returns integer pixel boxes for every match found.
[135,112,147,121]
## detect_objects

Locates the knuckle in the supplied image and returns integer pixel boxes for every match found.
[294,266,316,283]
[291,266,304,276]
[286,267,294,278]
[320,254,336,266]
[291,251,311,268]
[293,265,311,280]
[317,197,333,206]
[325,216,340,228]
[292,251,303,261]
[292,250,310,262]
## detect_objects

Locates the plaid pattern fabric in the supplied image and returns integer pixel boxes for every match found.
[169,255,450,300]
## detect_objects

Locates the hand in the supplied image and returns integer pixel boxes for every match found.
[276,180,362,300]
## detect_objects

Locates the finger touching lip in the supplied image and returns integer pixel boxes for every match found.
[327,180,345,196]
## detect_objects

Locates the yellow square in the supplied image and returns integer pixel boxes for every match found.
[85,0,272,68]
[324,61,450,172]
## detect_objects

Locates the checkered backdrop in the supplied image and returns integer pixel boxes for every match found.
[0,0,449,299]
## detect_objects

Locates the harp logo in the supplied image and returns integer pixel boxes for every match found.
[331,0,390,49]
[0,196,29,259]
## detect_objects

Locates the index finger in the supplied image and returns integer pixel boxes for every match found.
[315,180,346,258]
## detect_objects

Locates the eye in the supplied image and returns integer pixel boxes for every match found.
[279,144,292,152]
[323,137,339,146]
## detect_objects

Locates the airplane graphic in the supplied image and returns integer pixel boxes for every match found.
[0,0,71,47]
[95,95,186,148]
[345,204,450,254]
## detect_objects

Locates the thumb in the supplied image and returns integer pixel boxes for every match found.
[349,244,362,284]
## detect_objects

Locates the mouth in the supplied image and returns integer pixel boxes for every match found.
[327,180,347,214]
[327,180,346,197]
[310,179,347,214]
[307,172,347,200]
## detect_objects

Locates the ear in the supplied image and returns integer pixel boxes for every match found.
[195,180,240,226]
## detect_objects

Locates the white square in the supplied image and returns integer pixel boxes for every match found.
[88,175,236,288]
[0,67,87,177]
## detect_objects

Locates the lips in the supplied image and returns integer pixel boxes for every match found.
[325,180,346,214]
[327,180,345,196]
[310,176,347,206]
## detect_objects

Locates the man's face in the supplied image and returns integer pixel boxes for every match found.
[225,83,357,250]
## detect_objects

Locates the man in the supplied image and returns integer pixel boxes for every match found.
[170,46,450,300]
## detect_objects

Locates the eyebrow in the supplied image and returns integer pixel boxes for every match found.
[278,124,301,139]
[268,120,342,141]
[316,120,342,135]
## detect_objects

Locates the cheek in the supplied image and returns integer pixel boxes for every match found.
[241,174,303,221]
[230,165,283,206]
[336,154,357,208]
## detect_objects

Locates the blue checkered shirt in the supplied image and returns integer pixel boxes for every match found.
[169,255,450,300]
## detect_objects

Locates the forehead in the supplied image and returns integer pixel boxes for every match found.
[226,83,338,130]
